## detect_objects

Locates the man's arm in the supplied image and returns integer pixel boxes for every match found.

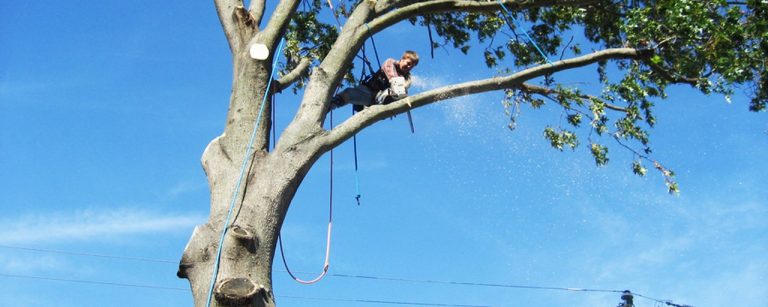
[382,58,398,79]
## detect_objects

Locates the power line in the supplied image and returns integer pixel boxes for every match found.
[280,294,493,307]
[0,244,176,264]
[633,292,695,307]
[1,271,694,307]
[0,272,187,291]
[0,272,492,307]
[330,273,622,294]
[1,244,692,305]
[0,245,618,294]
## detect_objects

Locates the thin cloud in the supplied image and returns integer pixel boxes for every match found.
[0,208,206,245]
[0,253,64,274]
[573,199,768,306]
[165,180,208,200]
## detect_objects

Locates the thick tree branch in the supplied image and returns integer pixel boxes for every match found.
[274,58,312,93]
[214,0,246,52]
[296,0,598,128]
[309,0,598,115]
[260,0,301,45]
[314,3,376,84]
[368,0,601,30]
[321,47,651,149]
[285,0,605,140]
[249,0,267,26]
[279,2,377,131]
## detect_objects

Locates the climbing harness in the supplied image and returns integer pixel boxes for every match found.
[364,23,383,69]
[363,23,416,134]
[204,38,286,307]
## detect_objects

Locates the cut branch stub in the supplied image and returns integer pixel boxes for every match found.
[176,263,192,279]
[214,277,260,306]
[227,224,257,252]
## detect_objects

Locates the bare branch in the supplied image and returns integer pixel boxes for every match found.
[321,47,651,149]
[520,83,629,112]
[249,0,267,26]
[274,58,312,93]
[647,62,702,87]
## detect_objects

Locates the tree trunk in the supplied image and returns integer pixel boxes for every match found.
[177,49,324,306]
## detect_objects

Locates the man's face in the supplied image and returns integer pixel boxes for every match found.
[398,57,417,73]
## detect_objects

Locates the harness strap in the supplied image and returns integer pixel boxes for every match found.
[364,23,382,69]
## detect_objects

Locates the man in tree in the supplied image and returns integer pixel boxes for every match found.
[330,50,420,111]
[179,1,766,306]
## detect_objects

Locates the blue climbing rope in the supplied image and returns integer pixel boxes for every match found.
[496,0,552,64]
[346,23,387,206]
[204,38,286,307]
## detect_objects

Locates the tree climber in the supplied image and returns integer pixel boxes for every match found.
[330,50,420,111]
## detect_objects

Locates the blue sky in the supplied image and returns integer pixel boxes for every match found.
[1,2,766,307]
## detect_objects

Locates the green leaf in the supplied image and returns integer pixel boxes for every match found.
[590,143,609,166]
[544,127,579,151]
[632,161,647,176]
[650,55,662,65]
[567,114,582,127]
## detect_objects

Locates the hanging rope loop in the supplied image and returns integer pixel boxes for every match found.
[278,109,335,285]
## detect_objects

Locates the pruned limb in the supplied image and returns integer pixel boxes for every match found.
[214,277,260,305]
[322,47,651,149]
